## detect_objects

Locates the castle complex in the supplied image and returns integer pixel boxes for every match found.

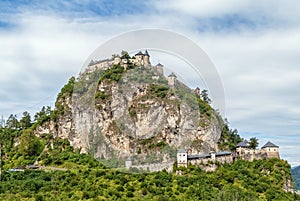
[87,50,280,172]
[85,50,192,89]
[177,141,280,170]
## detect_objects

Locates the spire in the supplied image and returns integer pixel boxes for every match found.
[168,72,177,78]
[135,51,144,56]
[144,50,150,56]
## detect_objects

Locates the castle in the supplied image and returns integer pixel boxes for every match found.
[177,141,280,170]
[85,50,200,91]
[87,51,158,73]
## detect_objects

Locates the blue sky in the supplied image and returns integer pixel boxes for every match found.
[1,0,300,166]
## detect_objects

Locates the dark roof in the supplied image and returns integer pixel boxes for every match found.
[187,154,210,160]
[144,50,150,56]
[236,141,248,148]
[178,148,187,153]
[262,141,279,148]
[135,51,144,56]
[168,72,177,78]
[156,63,164,67]
[215,151,232,156]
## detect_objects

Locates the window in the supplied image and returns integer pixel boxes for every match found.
[183,154,185,157]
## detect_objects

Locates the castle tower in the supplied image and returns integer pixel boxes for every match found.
[155,63,164,75]
[236,141,249,158]
[168,72,177,87]
[261,141,280,159]
[177,149,187,167]
[143,50,151,67]
[134,51,144,66]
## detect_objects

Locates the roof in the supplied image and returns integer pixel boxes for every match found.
[236,141,248,148]
[262,141,279,148]
[168,72,177,78]
[144,50,150,56]
[187,154,210,160]
[156,63,164,67]
[178,148,187,153]
[135,51,144,56]
[215,151,232,156]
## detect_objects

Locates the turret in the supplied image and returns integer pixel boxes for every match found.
[156,63,164,75]
[143,50,151,67]
[177,148,187,167]
[168,72,177,87]
[261,141,280,159]
[134,51,144,66]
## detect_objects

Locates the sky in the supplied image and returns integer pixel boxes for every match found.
[0,0,300,166]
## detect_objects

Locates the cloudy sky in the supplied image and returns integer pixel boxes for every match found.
[1,0,300,166]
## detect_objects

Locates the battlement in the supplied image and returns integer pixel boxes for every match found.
[86,50,152,73]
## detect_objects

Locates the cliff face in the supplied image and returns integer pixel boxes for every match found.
[35,64,223,165]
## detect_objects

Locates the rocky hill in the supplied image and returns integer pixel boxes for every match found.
[34,53,226,167]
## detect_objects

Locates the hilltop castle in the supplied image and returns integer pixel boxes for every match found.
[85,50,179,87]
[177,141,280,170]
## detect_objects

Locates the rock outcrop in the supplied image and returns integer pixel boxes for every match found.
[35,63,224,166]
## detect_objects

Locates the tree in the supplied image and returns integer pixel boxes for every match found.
[20,111,31,129]
[121,50,131,59]
[18,128,43,157]
[200,89,211,104]
[6,114,19,129]
[249,137,259,149]
[34,106,51,122]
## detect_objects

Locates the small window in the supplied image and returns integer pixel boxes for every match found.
[274,149,276,151]
[269,148,270,151]
[183,154,185,157]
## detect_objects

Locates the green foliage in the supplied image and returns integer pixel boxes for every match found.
[0,157,297,200]
[57,76,75,100]
[200,89,211,104]
[33,106,51,127]
[249,137,259,149]
[218,121,243,150]
[95,91,110,101]
[19,111,32,129]
[148,84,169,98]
[99,64,125,83]
[6,114,19,129]
[121,50,131,59]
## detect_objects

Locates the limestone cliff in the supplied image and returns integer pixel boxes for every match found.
[35,61,224,166]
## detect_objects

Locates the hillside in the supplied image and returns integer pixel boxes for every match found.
[0,151,297,200]
[292,166,300,190]
[33,51,233,169]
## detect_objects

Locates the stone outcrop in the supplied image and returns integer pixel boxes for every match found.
[34,55,224,167]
